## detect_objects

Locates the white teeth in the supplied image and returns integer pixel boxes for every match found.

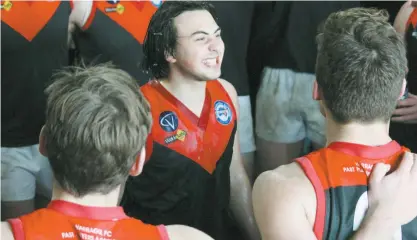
[204,58,217,67]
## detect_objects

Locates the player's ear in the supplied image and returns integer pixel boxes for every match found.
[39,126,48,157]
[313,80,322,100]
[165,51,177,63]
[130,147,146,177]
[398,79,407,100]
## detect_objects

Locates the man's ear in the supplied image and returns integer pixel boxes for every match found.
[398,79,407,100]
[129,147,146,177]
[313,80,322,100]
[165,50,177,63]
[39,126,48,157]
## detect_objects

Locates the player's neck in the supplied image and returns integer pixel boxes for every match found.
[51,183,120,208]
[326,119,392,147]
[164,68,207,94]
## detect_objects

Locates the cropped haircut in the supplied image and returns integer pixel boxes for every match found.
[316,8,407,124]
[142,1,217,79]
[44,64,152,197]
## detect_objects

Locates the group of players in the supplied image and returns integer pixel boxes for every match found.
[1,0,417,239]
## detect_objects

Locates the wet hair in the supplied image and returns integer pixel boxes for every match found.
[142,1,217,79]
[316,8,407,123]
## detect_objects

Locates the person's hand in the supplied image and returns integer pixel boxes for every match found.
[392,93,417,124]
[367,152,417,227]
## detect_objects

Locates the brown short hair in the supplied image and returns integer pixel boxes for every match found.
[44,64,152,197]
[316,8,407,123]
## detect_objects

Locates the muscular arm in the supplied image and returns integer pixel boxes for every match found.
[393,2,414,37]
[68,0,93,48]
[166,225,214,240]
[219,79,260,240]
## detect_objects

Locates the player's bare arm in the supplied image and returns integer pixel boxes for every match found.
[166,225,214,240]
[1,222,14,240]
[68,0,92,46]
[253,163,317,240]
[393,1,414,36]
[219,78,260,240]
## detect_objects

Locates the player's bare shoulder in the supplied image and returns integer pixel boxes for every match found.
[165,225,214,240]
[217,78,237,99]
[254,162,310,195]
[1,222,14,240]
[253,162,317,227]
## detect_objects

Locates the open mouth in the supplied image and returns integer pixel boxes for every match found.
[203,56,220,68]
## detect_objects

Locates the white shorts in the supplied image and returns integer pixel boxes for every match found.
[1,145,53,201]
[256,68,326,146]
[238,95,256,153]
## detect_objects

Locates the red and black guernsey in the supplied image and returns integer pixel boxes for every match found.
[296,141,417,239]
[121,80,237,239]
[71,0,160,85]
[1,1,69,147]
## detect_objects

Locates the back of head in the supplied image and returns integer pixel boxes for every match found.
[142,1,217,79]
[316,8,407,124]
[43,64,152,197]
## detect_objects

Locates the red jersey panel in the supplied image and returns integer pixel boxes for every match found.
[296,141,417,240]
[142,79,236,174]
[1,1,60,41]
[8,200,167,240]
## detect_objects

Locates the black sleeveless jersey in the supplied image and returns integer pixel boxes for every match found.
[1,1,69,147]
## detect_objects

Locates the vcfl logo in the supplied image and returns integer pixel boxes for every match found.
[159,112,178,132]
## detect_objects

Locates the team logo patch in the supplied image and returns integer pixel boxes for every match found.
[214,101,232,125]
[0,1,12,11]
[107,0,119,4]
[105,2,124,14]
[151,0,163,7]
[164,129,187,144]
[159,111,179,132]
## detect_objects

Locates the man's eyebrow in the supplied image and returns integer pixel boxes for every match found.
[190,27,221,37]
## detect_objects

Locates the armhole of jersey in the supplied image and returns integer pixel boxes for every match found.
[82,1,96,31]
[214,80,238,120]
[296,157,326,240]
[7,218,25,240]
[70,0,95,31]
[157,225,170,240]
[406,8,417,29]
[145,134,153,163]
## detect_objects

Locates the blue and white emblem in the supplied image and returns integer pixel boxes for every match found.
[159,111,178,132]
[151,0,163,7]
[107,0,119,4]
[214,100,232,125]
